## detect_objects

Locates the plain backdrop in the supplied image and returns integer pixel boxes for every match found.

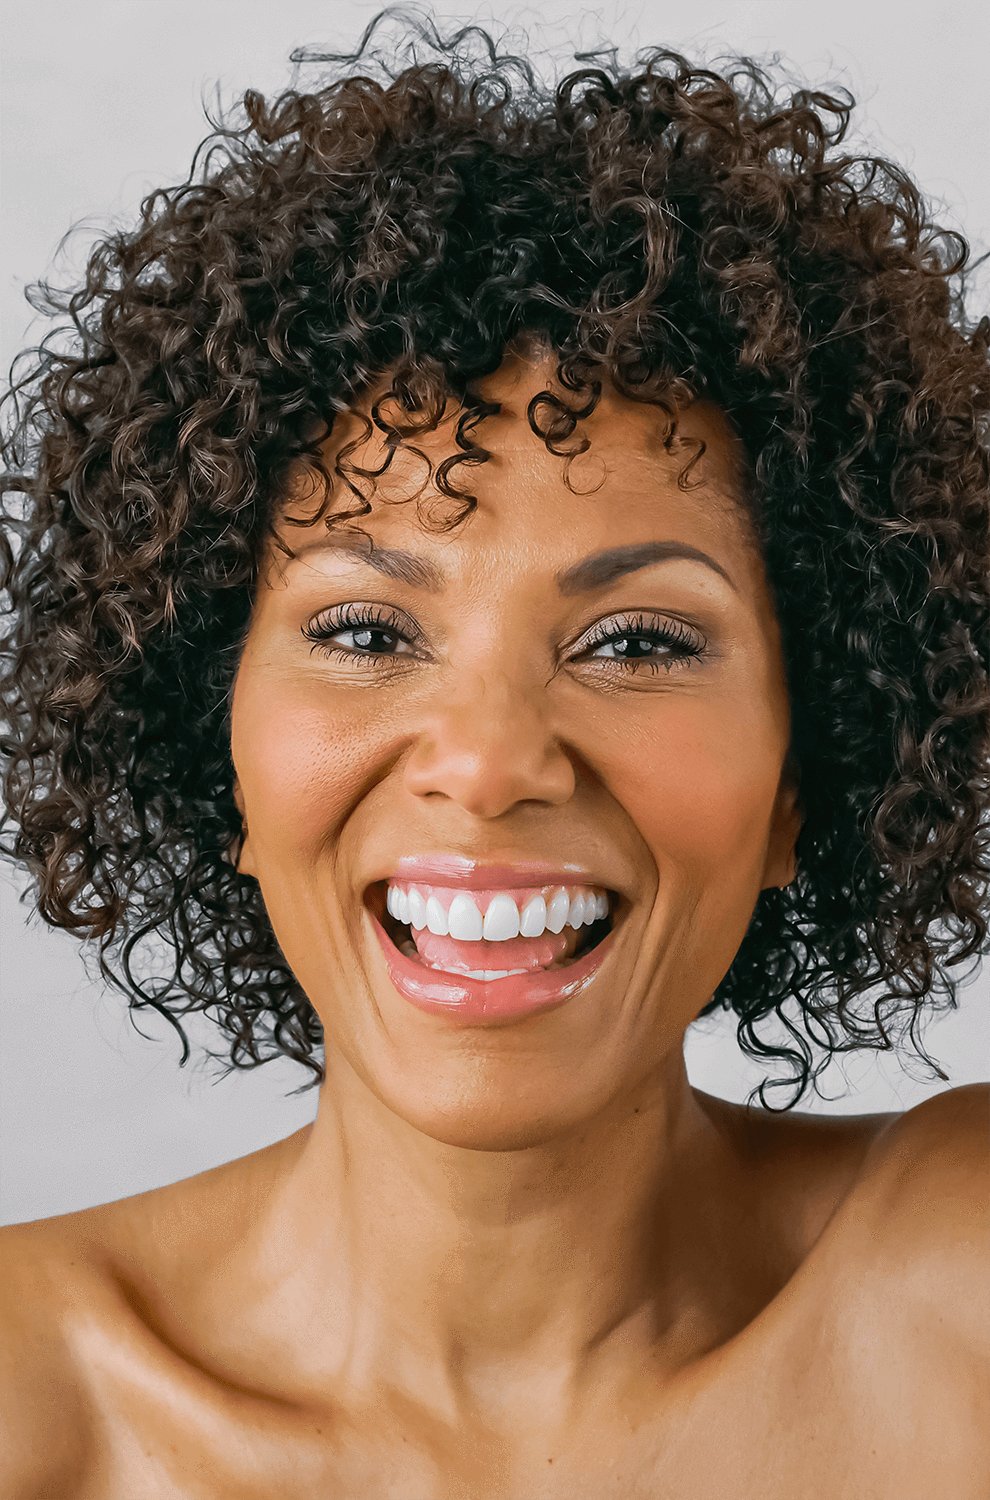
[1,0,988,1226]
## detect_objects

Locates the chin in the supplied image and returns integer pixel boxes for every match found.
[364,1060,619,1153]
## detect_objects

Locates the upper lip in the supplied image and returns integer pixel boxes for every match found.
[373,855,620,893]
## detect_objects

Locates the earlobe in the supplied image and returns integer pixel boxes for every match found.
[766,762,804,891]
[229,778,256,877]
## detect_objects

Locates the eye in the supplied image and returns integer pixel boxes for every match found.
[300,605,710,675]
[301,603,417,666]
[575,612,709,674]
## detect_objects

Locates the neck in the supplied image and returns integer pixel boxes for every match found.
[244,1053,766,1428]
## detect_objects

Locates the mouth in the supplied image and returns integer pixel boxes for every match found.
[361,880,626,1023]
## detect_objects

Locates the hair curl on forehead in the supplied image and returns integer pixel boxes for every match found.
[269,330,756,569]
[1,7,988,1108]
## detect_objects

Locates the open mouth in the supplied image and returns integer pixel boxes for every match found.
[364,882,622,976]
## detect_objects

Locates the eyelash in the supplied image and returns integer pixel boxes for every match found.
[300,604,709,675]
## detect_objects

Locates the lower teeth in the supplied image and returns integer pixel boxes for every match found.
[397,938,570,978]
[398,940,527,978]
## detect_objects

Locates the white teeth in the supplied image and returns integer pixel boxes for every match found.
[519,894,548,938]
[545,888,570,934]
[580,893,598,925]
[397,942,529,979]
[566,892,588,930]
[425,895,449,936]
[459,968,529,980]
[385,881,611,941]
[446,892,484,941]
[482,892,521,942]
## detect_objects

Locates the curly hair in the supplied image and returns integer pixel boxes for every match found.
[1,8,988,1110]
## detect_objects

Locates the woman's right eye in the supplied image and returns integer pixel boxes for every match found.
[301,605,417,666]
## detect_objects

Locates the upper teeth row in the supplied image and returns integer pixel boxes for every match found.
[386,884,609,942]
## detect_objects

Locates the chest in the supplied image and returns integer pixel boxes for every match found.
[72,1307,984,1500]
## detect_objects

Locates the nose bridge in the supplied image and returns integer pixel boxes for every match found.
[402,661,576,816]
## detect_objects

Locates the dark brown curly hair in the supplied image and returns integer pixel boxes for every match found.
[1,9,988,1110]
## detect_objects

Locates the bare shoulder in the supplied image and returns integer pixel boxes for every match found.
[844,1083,990,1365]
[0,1216,99,1497]
[851,1082,989,1240]
[0,1137,306,1495]
[0,1158,259,1498]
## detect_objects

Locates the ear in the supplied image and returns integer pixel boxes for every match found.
[763,749,804,891]
[229,776,257,878]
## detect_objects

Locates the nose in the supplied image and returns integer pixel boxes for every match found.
[401,668,576,818]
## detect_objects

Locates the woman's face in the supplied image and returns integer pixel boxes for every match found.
[230,346,802,1147]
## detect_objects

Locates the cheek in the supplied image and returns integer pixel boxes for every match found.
[615,698,783,879]
[611,697,786,1009]
[230,669,382,869]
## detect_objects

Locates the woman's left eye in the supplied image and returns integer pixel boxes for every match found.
[576,611,708,673]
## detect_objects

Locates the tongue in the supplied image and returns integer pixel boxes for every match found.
[410,924,586,974]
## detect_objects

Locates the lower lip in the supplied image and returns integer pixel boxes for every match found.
[367,906,620,1023]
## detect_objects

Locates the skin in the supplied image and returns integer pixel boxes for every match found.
[1,341,988,1498]
[227,341,805,1416]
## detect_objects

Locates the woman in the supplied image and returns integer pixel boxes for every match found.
[0,11,987,1495]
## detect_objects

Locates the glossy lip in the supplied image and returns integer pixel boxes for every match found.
[365,895,622,1025]
[383,855,620,893]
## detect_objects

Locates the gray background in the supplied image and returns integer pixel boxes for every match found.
[1,0,988,1226]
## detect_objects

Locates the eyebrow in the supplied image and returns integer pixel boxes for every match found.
[289,535,737,595]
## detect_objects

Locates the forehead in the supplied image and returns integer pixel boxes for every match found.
[272,344,757,566]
